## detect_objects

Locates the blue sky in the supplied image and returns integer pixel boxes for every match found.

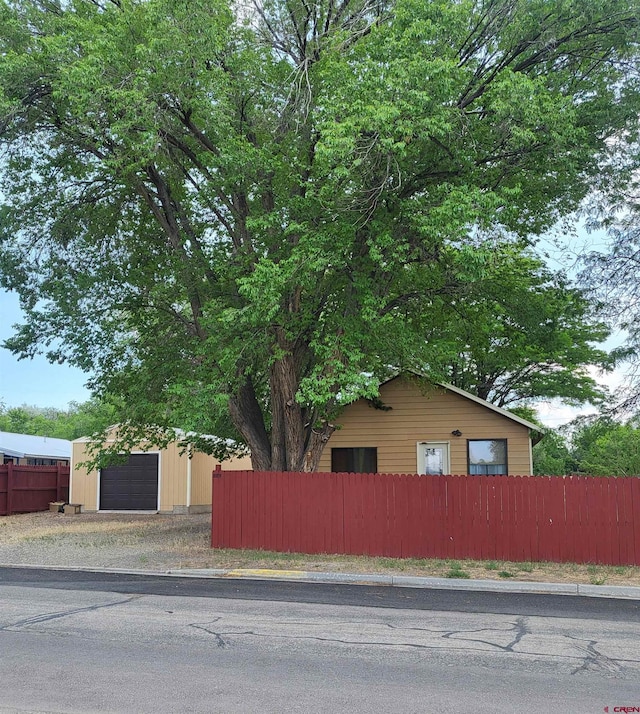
[0,289,91,409]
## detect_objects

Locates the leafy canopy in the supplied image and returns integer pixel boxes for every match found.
[442,243,617,407]
[0,0,638,469]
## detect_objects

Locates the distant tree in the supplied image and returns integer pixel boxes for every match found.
[568,414,619,472]
[1,0,639,470]
[0,406,54,436]
[504,405,570,475]
[0,399,117,440]
[532,431,573,475]
[581,422,640,475]
[581,214,640,411]
[568,414,640,476]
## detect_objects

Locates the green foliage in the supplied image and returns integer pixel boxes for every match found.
[442,244,615,408]
[0,399,117,440]
[531,414,640,477]
[0,0,638,469]
[570,415,640,476]
[532,430,573,476]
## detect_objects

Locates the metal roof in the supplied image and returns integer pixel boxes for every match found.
[0,431,72,460]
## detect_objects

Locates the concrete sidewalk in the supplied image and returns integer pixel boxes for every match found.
[5,562,640,600]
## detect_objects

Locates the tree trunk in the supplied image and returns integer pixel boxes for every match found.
[228,377,272,470]
[269,347,306,471]
[228,340,336,472]
[302,422,336,472]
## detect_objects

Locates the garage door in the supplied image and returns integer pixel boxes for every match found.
[99,454,159,510]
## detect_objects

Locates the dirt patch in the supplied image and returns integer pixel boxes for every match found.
[1,510,639,587]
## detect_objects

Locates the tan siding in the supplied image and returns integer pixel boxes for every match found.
[159,441,187,512]
[71,441,97,510]
[190,451,216,506]
[317,377,532,475]
[190,452,253,506]
[71,428,253,512]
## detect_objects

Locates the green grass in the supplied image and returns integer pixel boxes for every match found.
[446,568,471,579]
[446,561,471,579]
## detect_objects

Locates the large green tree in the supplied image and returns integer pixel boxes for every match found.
[0,0,639,470]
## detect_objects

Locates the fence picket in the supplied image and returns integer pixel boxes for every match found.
[210,471,640,566]
[0,464,70,516]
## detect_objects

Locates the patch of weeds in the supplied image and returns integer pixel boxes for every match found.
[613,566,630,576]
[375,557,405,571]
[446,561,470,579]
[587,564,607,585]
[518,562,534,573]
[139,555,149,564]
[404,558,431,570]
[498,571,515,578]
[484,560,499,571]
[561,561,582,575]
[446,568,470,579]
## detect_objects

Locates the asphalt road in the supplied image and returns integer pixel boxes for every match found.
[1,565,639,620]
[1,568,639,713]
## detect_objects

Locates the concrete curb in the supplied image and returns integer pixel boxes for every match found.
[3,562,639,600]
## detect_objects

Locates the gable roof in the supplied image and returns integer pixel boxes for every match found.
[436,382,544,434]
[377,374,544,436]
[0,431,72,460]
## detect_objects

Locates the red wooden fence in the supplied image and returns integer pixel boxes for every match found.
[0,463,70,516]
[211,470,640,566]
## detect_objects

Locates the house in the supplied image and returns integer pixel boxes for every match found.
[0,431,72,466]
[317,375,542,475]
[71,428,252,513]
[71,375,541,511]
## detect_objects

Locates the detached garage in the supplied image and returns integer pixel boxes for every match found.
[71,430,251,513]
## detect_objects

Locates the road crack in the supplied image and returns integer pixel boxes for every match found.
[440,616,530,652]
[567,636,623,676]
[1,595,144,632]
[189,618,229,648]
[185,617,530,653]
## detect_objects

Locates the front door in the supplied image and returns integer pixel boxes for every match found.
[417,442,450,475]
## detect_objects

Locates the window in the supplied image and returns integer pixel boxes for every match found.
[26,458,59,466]
[468,439,507,475]
[331,447,378,474]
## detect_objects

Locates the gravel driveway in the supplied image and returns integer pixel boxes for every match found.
[1,510,640,587]
[0,511,215,571]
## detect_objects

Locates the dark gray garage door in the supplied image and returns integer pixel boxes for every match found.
[99,454,159,510]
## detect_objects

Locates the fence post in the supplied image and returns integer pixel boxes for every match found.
[6,462,13,516]
[211,465,223,548]
[56,463,64,502]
